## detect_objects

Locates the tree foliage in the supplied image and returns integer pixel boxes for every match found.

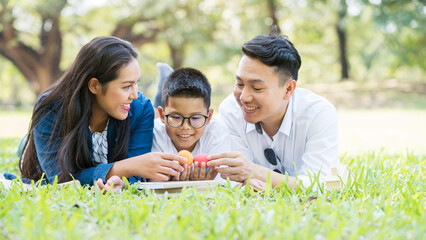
[364,0,426,70]
[0,0,424,105]
[0,0,66,96]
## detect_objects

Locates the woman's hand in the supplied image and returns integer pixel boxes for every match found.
[107,152,187,181]
[92,176,125,194]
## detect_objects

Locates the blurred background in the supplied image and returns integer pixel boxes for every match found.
[0,0,425,155]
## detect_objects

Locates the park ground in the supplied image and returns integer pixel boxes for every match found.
[2,80,426,155]
[0,81,424,239]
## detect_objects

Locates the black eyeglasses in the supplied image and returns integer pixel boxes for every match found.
[165,113,209,128]
[264,148,284,174]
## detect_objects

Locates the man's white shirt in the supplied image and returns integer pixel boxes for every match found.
[219,88,339,187]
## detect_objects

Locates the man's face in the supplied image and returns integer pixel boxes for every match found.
[234,55,293,130]
[159,97,213,153]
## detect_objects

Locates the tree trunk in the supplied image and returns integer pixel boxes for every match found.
[168,42,184,69]
[0,42,62,97]
[266,0,281,34]
[0,2,172,96]
[0,11,63,96]
[336,4,350,81]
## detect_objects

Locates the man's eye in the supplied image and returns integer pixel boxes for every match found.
[170,116,181,120]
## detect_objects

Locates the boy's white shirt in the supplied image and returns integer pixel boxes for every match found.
[152,117,238,186]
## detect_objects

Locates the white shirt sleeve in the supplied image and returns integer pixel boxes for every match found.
[151,118,169,153]
[200,118,232,154]
[218,95,254,162]
[218,90,340,189]
[297,103,339,188]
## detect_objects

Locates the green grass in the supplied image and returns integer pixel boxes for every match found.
[0,137,425,239]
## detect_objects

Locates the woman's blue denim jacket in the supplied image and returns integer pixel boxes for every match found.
[32,91,154,185]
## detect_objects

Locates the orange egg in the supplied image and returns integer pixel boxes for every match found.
[178,150,193,165]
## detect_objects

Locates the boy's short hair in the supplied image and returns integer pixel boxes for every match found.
[162,67,211,109]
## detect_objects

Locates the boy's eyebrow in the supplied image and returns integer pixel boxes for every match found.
[167,110,207,116]
[235,75,265,83]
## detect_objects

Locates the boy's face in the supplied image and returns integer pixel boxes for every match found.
[158,96,213,153]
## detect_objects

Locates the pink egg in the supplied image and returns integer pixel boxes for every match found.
[193,153,209,168]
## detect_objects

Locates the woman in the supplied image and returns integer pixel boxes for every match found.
[19,36,185,187]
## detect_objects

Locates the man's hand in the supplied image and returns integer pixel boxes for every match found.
[207,151,258,182]
[190,162,218,181]
[236,178,266,191]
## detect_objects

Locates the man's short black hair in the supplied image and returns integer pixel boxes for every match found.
[242,31,302,85]
[162,67,211,109]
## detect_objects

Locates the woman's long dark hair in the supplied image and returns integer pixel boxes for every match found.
[19,36,139,182]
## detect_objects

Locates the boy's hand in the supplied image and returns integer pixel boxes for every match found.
[190,162,218,181]
[171,164,192,181]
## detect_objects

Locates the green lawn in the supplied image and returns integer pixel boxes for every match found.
[3,109,426,155]
[0,137,424,239]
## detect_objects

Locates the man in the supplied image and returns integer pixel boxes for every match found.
[208,33,339,189]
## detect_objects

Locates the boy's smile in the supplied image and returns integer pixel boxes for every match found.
[159,96,213,153]
[177,131,195,142]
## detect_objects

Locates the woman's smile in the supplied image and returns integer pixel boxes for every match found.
[121,103,131,111]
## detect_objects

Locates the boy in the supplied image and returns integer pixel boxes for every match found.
[152,67,231,181]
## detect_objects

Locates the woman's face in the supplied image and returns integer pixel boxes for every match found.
[92,58,141,121]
